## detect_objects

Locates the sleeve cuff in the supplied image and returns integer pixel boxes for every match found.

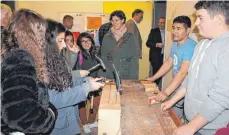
[82,81,92,96]
[48,102,57,119]
[71,70,81,77]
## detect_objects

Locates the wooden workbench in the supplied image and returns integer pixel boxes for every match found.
[98,80,182,135]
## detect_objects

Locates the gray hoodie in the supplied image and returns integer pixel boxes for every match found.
[184,32,229,135]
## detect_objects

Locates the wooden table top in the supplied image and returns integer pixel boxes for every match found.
[120,80,182,135]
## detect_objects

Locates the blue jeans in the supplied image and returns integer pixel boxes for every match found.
[173,105,184,118]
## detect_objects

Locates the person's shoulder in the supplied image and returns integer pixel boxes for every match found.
[189,38,197,44]
[153,27,160,31]
[126,19,133,23]
[103,22,112,27]
[151,27,160,31]
[185,38,197,48]
[100,22,112,30]
[2,48,35,79]
[215,33,229,47]
[215,35,229,54]
[170,42,177,50]
[126,19,134,24]
[102,30,113,40]
[103,29,112,36]
[3,48,34,64]
[197,39,207,45]
[125,32,135,38]
[150,28,160,33]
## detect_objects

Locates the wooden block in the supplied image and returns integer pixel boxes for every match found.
[142,83,159,93]
[98,84,121,135]
[140,80,153,84]
[105,82,115,85]
[145,91,158,97]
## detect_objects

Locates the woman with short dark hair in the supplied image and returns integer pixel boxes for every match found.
[99,10,138,79]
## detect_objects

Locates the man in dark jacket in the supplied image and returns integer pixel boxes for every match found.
[146,17,165,85]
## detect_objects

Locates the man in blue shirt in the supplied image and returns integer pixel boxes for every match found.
[146,16,196,117]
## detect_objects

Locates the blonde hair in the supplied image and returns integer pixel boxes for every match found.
[1,4,12,19]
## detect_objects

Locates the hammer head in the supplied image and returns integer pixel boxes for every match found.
[95,55,106,71]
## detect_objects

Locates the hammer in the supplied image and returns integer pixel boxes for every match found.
[88,55,106,73]
[88,55,106,113]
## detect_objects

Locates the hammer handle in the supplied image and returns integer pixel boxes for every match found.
[90,95,94,113]
[88,64,100,73]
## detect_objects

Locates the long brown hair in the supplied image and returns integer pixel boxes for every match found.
[7,9,72,91]
[8,9,49,85]
[45,19,72,91]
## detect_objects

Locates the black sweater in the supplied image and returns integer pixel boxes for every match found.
[73,51,99,78]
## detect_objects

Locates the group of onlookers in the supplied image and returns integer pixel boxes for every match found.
[1,3,144,135]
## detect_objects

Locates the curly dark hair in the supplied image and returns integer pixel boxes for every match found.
[7,9,48,85]
[45,19,72,91]
[76,32,96,58]
[4,9,72,91]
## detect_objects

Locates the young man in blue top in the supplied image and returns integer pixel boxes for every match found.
[146,15,196,118]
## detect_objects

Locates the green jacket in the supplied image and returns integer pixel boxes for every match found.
[98,30,138,79]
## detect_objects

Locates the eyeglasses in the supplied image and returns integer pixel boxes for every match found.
[81,40,91,44]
